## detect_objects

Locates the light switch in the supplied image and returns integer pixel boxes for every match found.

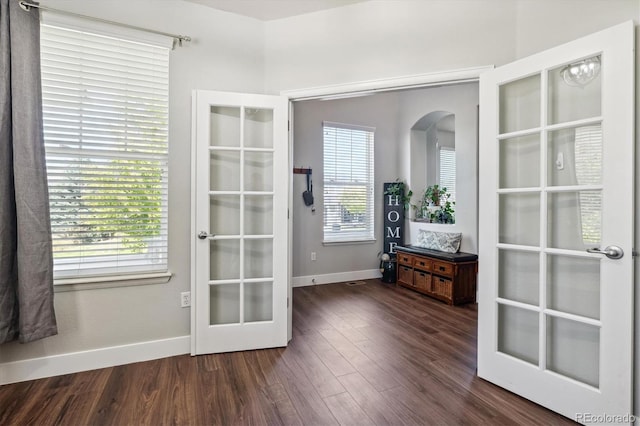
[556,152,564,170]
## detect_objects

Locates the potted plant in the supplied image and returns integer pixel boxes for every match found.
[416,185,455,224]
[434,195,455,224]
[424,184,442,206]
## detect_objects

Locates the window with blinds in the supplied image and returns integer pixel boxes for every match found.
[322,122,375,243]
[574,125,602,244]
[40,20,169,279]
[438,147,456,202]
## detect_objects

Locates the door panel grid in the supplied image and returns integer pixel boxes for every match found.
[478,21,634,421]
[495,65,604,387]
[193,91,288,355]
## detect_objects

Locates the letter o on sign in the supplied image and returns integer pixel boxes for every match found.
[388,210,400,222]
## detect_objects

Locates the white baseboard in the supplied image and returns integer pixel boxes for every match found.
[1,270,382,384]
[292,269,381,287]
[0,335,190,385]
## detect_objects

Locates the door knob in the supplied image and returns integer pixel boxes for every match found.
[198,231,215,240]
[586,245,624,259]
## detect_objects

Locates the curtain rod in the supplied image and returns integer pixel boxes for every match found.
[18,1,191,48]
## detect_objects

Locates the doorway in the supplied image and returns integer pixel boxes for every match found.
[289,82,480,290]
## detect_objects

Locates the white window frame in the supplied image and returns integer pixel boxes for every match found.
[40,15,172,287]
[322,122,375,244]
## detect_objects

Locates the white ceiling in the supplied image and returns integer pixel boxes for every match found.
[184,0,368,21]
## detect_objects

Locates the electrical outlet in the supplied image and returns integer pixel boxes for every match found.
[311,252,317,261]
[180,291,191,308]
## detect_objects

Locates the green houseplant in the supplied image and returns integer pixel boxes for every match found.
[384,180,413,212]
[415,185,455,224]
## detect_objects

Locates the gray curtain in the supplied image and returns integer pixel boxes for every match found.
[0,0,57,344]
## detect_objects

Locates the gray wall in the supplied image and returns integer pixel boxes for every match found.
[292,92,401,282]
[0,0,265,365]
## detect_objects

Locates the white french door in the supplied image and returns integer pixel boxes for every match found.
[478,21,634,421]
[191,90,289,355]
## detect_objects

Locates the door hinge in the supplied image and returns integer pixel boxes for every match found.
[288,120,290,131]
[633,249,638,257]
[287,297,289,308]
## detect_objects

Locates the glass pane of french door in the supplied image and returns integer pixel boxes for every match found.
[496,54,603,388]
[208,105,275,326]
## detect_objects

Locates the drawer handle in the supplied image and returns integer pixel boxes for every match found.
[420,273,425,277]
[419,262,425,266]
[439,266,446,271]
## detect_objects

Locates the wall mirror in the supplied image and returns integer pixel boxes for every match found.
[410,111,456,222]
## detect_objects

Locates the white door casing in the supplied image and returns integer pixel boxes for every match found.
[191,90,289,355]
[478,21,634,422]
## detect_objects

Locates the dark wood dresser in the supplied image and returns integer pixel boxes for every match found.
[395,245,478,305]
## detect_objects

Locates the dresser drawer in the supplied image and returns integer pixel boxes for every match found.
[397,253,413,266]
[398,265,413,285]
[432,275,452,298]
[432,260,454,278]
[413,270,431,292]
[413,256,431,271]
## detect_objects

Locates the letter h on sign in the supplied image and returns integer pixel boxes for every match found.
[383,182,404,256]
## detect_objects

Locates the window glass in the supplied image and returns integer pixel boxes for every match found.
[322,122,375,243]
[438,147,456,202]
[40,22,169,279]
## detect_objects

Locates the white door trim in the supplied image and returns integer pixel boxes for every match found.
[190,91,198,356]
[280,66,493,101]
[281,65,491,342]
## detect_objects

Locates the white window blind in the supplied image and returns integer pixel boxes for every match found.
[323,122,375,243]
[40,22,169,279]
[438,146,456,202]
[574,125,602,245]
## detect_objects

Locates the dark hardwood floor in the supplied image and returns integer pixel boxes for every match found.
[0,280,574,425]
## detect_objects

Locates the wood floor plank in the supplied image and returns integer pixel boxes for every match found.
[253,349,305,426]
[319,327,401,392]
[4,374,76,426]
[52,368,114,426]
[284,331,346,398]
[260,382,304,426]
[0,380,33,425]
[0,279,574,425]
[149,355,198,426]
[336,372,407,425]
[194,353,237,425]
[87,363,140,425]
[427,357,574,425]
[295,331,357,378]
[270,343,340,425]
[323,391,375,426]
[242,349,281,388]
[220,352,270,425]
[380,383,462,425]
